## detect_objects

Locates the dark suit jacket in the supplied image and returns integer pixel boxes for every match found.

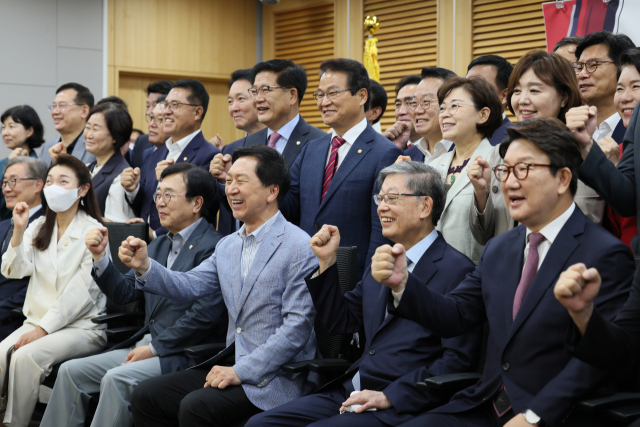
[389,207,633,426]
[488,115,513,146]
[306,234,480,425]
[280,123,401,280]
[89,151,131,216]
[92,219,227,374]
[130,130,220,235]
[217,117,326,236]
[130,134,153,170]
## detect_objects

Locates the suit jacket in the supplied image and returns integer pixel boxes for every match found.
[217,117,327,236]
[404,145,425,163]
[39,134,96,165]
[307,234,480,425]
[488,115,512,146]
[92,219,227,374]
[0,150,39,221]
[389,207,633,426]
[89,151,131,216]
[130,134,153,169]
[135,212,320,411]
[280,123,401,279]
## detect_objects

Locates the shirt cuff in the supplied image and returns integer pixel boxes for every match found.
[135,262,154,282]
[148,342,158,356]
[392,289,404,307]
[93,255,110,278]
[473,197,485,216]
[125,184,140,201]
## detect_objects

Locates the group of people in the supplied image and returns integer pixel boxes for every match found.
[0,28,638,427]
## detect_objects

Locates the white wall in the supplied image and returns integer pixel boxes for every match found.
[0,0,104,159]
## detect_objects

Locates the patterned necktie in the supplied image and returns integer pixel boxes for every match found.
[321,137,347,201]
[513,232,545,319]
[268,132,281,150]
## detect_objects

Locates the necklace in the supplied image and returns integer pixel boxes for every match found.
[448,158,470,184]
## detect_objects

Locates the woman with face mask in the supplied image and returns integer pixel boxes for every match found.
[0,154,107,427]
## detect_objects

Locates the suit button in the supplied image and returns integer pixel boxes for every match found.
[313,224,319,230]
[149,319,154,325]
[369,348,376,355]
[492,185,499,194]
[237,327,242,333]
[502,363,509,371]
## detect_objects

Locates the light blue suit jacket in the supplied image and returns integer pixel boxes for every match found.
[39,134,96,165]
[135,212,320,410]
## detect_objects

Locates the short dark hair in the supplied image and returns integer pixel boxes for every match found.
[0,105,45,150]
[252,59,308,105]
[575,31,636,67]
[232,145,291,205]
[421,67,456,81]
[619,48,640,79]
[131,128,144,136]
[320,58,371,110]
[395,75,422,96]
[498,118,581,196]
[56,83,94,109]
[172,79,210,121]
[467,55,514,92]
[229,69,254,89]
[86,103,133,151]
[96,96,128,112]
[160,162,219,225]
[367,79,387,124]
[437,76,504,139]
[553,36,583,52]
[146,80,173,96]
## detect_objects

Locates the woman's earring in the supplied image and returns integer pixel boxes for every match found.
[81,198,84,206]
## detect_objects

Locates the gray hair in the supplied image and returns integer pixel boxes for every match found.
[377,161,445,226]
[4,156,48,186]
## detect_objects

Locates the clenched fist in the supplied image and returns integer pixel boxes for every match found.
[49,142,67,163]
[554,263,601,335]
[121,167,141,192]
[155,158,175,181]
[118,237,150,274]
[565,106,597,158]
[8,148,29,160]
[209,134,223,150]
[209,153,232,182]
[371,244,408,293]
[597,136,620,166]
[467,155,492,212]
[309,225,340,274]
[384,121,411,150]
[85,227,109,261]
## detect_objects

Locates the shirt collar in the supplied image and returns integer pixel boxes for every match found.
[28,204,42,219]
[165,129,201,152]
[168,217,203,244]
[525,202,576,245]
[416,138,453,157]
[267,114,300,142]
[405,228,438,266]
[331,117,368,145]
[237,211,280,242]
[598,113,621,133]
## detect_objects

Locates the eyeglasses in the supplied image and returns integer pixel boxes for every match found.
[2,178,36,188]
[313,89,351,102]
[408,97,435,111]
[248,86,292,98]
[47,103,85,112]
[572,60,614,74]
[153,191,186,204]
[160,101,201,111]
[437,102,468,116]
[493,163,552,182]
[373,193,427,205]
[145,113,164,124]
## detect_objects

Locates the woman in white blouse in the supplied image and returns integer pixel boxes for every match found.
[0,153,107,427]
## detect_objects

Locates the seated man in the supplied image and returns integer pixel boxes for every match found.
[247,161,480,427]
[381,118,633,427]
[0,157,47,340]
[40,163,227,427]
[122,145,319,427]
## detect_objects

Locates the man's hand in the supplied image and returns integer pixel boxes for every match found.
[565,106,597,158]
[10,201,29,248]
[394,155,412,164]
[340,390,392,413]
[85,227,109,261]
[122,345,154,365]
[209,153,232,183]
[504,414,532,427]
[384,121,411,150]
[118,237,150,274]
[554,263,601,335]
[15,326,47,350]
[309,225,340,274]
[155,158,175,181]
[371,244,408,293]
[8,148,29,160]
[49,142,67,163]
[204,365,241,389]
[121,167,141,192]
[467,155,492,212]
[209,134,223,150]
[597,136,620,166]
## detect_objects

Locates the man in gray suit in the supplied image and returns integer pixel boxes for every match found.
[39,83,96,165]
[124,145,319,427]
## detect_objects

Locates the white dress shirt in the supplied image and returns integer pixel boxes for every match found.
[593,113,621,143]
[415,138,454,165]
[392,228,439,305]
[267,114,300,154]
[523,203,576,271]
[327,117,368,169]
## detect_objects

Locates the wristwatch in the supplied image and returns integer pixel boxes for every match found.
[523,409,546,426]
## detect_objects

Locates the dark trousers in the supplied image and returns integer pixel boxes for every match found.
[130,367,261,427]
[245,386,391,427]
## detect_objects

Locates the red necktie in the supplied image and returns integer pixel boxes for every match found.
[322,137,346,201]
[513,232,545,319]
[268,132,281,150]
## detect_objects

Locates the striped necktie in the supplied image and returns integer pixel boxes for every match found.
[321,136,346,201]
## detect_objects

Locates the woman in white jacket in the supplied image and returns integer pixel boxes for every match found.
[0,153,107,427]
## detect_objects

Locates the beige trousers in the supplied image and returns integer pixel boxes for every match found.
[0,323,106,427]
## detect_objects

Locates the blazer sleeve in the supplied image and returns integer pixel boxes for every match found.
[278,143,305,224]
[1,221,38,279]
[104,175,136,222]
[0,279,29,322]
[92,260,143,306]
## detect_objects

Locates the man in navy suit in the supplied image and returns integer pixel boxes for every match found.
[40,164,227,427]
[121,79,220,237]
[247,161,481,427]
[0,157,47,340]
[381,119,633,427]
[466,55,514,146]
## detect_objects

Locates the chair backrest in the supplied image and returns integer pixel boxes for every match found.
[473,322,491,373]
[315,246,358,360]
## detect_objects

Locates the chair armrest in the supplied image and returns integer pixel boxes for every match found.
[184,343,226,359]
[577,392,640,412]
[306,359,352,374]
[281,361,312,373]
[418,373,482,391]
[608,404,640,422]
[92,312,145,324]
[106,326,141,341]
[5,308,25,323]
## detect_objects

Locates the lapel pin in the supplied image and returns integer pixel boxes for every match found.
[183,157,188,161]
[358,149,362,154]
[189,245,193,249]
[296,141,301,145]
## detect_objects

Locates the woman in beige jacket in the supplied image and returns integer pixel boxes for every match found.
[0,154,106,427]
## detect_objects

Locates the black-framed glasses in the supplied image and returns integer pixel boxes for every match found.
[493,163,552,182]
[145,113,164,124]
[373,193,427,205]
[248,86,292,97]
[572,60,614,74]
[408,97,435,111]
[313,88,351,102]
[153,191,186,204]
[160,101,201,111]
[47,103,86,112]
[2,178,36,188]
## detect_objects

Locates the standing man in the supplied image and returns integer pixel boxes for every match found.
[365,79,388,132]
[40,83,95,164]
[553,36,584,63]
[384,75,422,150]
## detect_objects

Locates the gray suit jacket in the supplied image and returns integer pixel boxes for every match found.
[135,212,320,411]
[39,134,96,165]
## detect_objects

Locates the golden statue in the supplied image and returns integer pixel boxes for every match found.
[364,15,380,82]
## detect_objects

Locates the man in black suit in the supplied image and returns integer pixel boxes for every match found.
[466,55,514,146]
[0,157,47,340]
[40,163,227,427]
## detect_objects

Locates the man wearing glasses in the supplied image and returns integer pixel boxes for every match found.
[383,75,423,150]
[40,83,95,165]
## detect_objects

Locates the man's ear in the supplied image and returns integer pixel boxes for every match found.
[192,195,204,213]
[267,184,280,204]
[556,167,573,196]
[419,196,434,220]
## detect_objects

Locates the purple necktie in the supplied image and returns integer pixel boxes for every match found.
[268,132,280,150]
[513,232,545,319]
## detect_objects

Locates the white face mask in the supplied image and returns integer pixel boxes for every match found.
[43,184,81,213]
